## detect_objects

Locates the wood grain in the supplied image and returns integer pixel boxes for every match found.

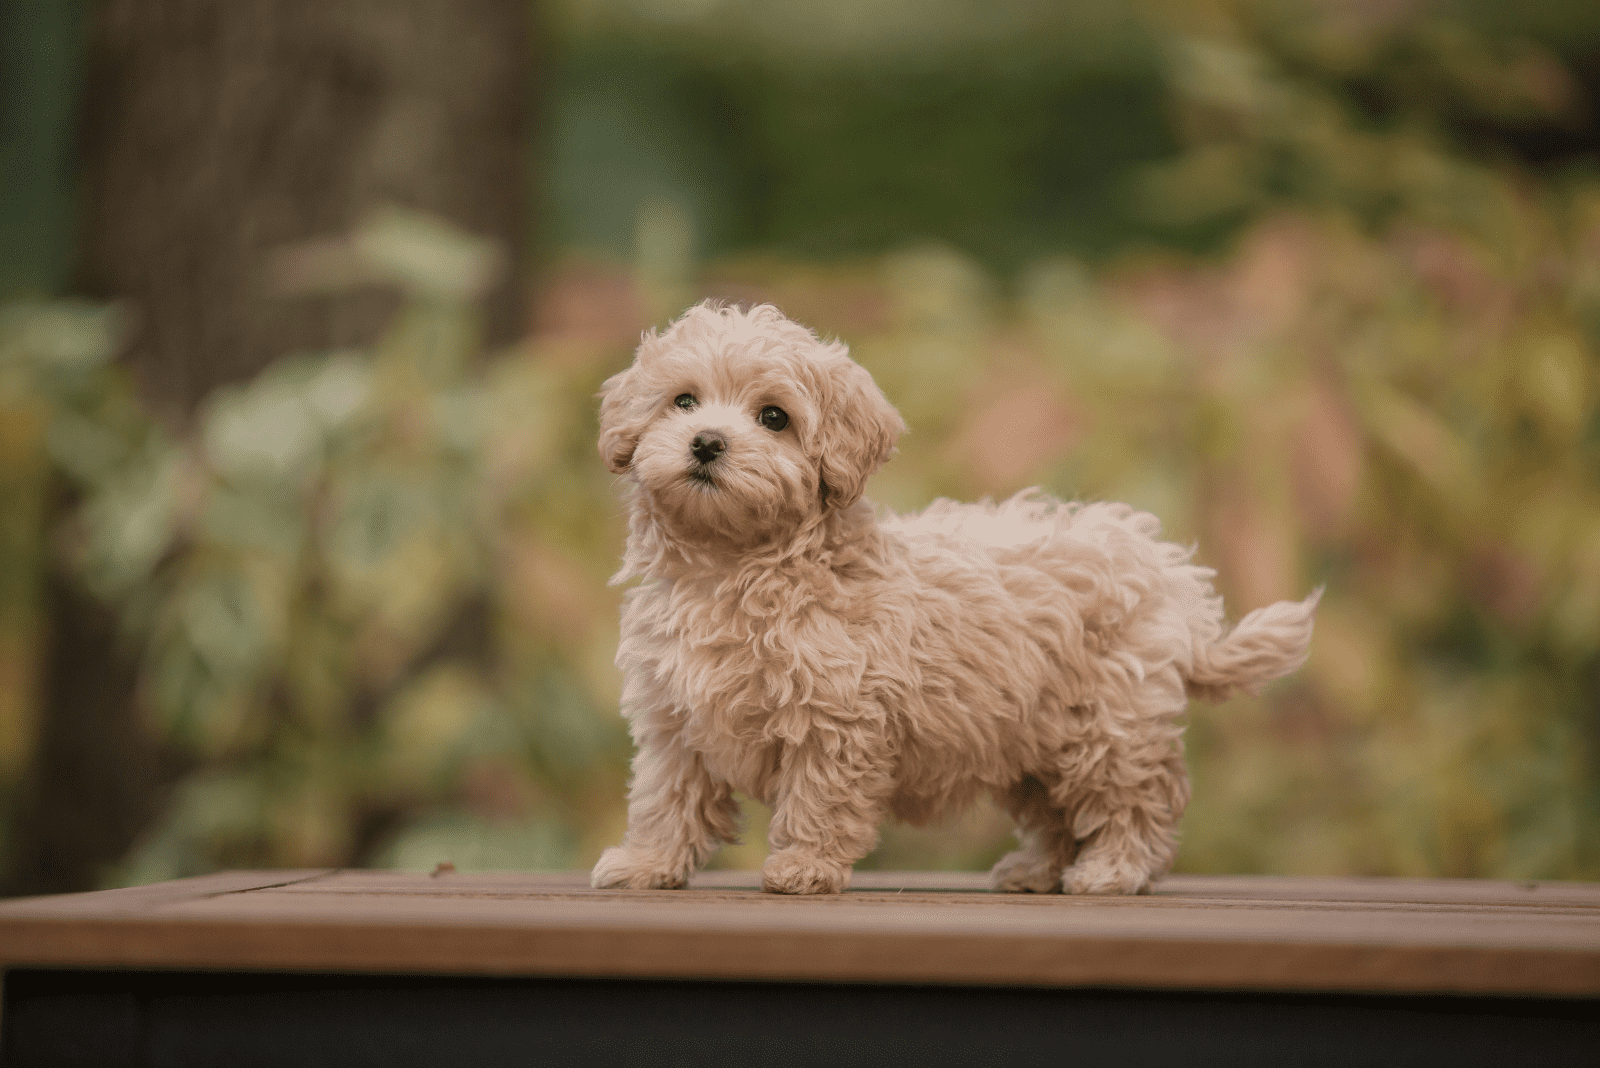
[2,870,1596,995]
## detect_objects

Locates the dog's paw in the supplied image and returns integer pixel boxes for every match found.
[590,846,688,890]
[1061,856,1152,895]
[989,849,1064,893]
[761,850,851,895]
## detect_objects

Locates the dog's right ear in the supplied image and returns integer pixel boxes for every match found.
[597,366,645,474]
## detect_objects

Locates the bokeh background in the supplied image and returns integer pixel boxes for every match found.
[2,0,1598,894]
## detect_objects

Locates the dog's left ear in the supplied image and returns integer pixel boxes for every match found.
[597,366,646,474]
[815,357,905,510]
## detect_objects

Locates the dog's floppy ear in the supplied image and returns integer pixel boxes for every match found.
[815,356,905,509]
[597,366,647,474]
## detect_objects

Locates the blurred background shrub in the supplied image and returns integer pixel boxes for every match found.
[1,0,1598,889]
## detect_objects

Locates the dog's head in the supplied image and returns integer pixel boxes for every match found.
[598,302,904,544]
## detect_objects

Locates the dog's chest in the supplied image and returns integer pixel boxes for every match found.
[624,574,864,797]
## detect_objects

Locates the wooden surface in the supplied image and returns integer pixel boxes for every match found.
[2,870,1597,996]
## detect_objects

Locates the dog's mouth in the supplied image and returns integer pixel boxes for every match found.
[687,466,717,488]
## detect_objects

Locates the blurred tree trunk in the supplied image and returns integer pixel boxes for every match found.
[78,0,531,413]
[1,0,532,896]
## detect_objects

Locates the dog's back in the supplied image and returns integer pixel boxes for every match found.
[879,489,1317,702]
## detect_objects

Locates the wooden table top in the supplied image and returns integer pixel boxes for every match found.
[2,870,1597,996]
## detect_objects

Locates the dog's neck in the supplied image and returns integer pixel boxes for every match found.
[612,486,882,587]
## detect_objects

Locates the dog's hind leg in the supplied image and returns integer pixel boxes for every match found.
[989,775,1077,893]
[1053,678,1191,895]
[591,724,740,890]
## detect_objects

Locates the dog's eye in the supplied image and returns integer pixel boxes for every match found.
[759,406,789,432]
[674,393,697,410]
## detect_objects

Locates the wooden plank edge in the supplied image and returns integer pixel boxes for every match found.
[0,870,338,917]
[1,917,1595,997]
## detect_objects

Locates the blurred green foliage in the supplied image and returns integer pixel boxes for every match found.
[545,0,1600,266]
[3,0,1600,883]
[4,213,634,881]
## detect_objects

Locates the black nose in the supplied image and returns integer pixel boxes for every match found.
[690,431,726,464]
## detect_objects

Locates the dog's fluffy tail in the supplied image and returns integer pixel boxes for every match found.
[1186,587,1322,702]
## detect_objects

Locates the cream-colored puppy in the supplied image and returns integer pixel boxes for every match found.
[591,301,1317,895]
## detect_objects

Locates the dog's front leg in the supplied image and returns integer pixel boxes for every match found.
[762,718,888,895]
[591,727,739,890]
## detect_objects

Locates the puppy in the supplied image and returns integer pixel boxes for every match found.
[590,301,1318,895]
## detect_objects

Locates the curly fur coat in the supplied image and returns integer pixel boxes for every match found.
[590,301,1318,895]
